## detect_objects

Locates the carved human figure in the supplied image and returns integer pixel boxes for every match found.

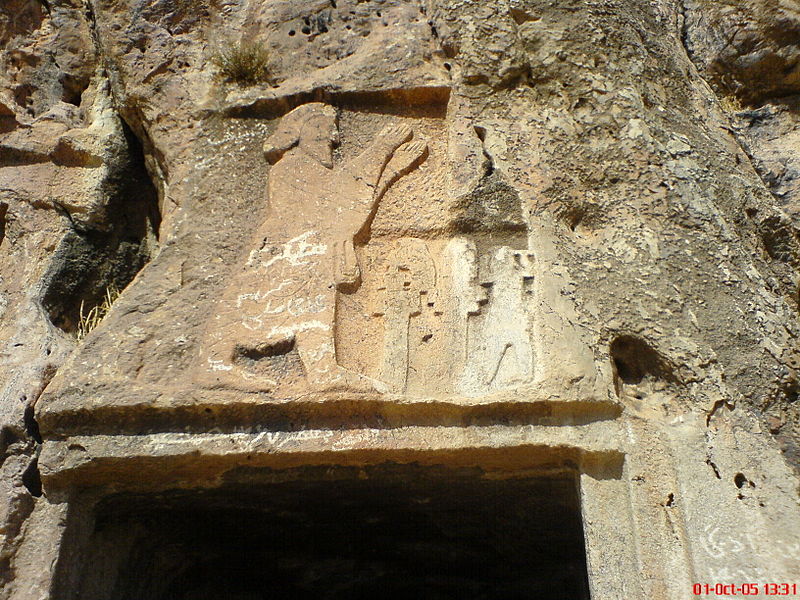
[458,246,536,392]
[478,248,535,388]
[372,239,438,392]
[199,103,427,390]
[441,240,536,395]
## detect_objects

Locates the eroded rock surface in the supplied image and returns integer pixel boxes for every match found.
[1,0,799,598]
[683,0,800,462]
[0,0,159,589]
[683,0,800,105]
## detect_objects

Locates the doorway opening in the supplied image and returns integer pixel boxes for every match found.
[73,464,591,599]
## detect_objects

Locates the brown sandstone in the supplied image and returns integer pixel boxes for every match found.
[0,1,798,598]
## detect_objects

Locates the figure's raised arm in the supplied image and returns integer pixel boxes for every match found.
[342,123,413,189]
[374,140,428,202]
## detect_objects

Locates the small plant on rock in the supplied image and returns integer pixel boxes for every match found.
[77,285,119,342]
[212,41,271,86]
[719,94,743,113]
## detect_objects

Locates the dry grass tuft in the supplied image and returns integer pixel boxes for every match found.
[77,285,119,342]
[212,41,271,86]
[719,94,744,113]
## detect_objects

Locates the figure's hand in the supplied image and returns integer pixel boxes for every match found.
[392,141,428,172]
[382,141,429,184]
[373,140,429,202]
[377,123,413,152]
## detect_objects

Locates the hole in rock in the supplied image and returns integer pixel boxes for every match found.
[734,473,747,489]
[230,337,304,388]
[0,202,7,246]
[23,404,42,444]
[234,336,296,360]
[509,8,539,24]
[61,73,90,107]
[21,456,42,497]
[610,335,674,391]
[40,120,160,335]
[72,465,591,600]
[564,206,585,232]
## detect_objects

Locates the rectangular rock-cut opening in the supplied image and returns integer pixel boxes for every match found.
[71,464,591,600]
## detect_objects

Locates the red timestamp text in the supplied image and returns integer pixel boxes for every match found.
[693,583,798,596]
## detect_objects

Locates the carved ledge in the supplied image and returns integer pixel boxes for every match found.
[38,421,625,491]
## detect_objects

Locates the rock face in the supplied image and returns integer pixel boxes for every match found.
[683,0,800,105]
[1,0,799,598]
[683,0,800,462]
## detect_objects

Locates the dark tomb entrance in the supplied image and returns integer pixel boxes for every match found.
[73,464,591,599]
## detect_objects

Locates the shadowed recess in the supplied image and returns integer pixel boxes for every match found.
[69,465,591,600]
[610,334,676,392]
[40,121,160,334]
[0,202,7,245]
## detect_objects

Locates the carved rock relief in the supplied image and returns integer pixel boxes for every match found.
[197,103,428,392]
[337,237,536,396]
[196,102,537,397]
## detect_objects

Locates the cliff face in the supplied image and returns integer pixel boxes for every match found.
[1,1,799,598]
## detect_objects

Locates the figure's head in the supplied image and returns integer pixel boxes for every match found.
[263,103,338,168]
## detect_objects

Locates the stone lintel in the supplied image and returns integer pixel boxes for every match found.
[39,421,623,491]
[38,384,620,437]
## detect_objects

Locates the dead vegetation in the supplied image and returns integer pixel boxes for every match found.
[212,41,271,86]
[77,285,119,342]
[719,94,744,113]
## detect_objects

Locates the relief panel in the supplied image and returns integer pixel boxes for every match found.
[196,102,536,398]
[336,237,535,396]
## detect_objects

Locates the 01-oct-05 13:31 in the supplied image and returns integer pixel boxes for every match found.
[692,583,798,596]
